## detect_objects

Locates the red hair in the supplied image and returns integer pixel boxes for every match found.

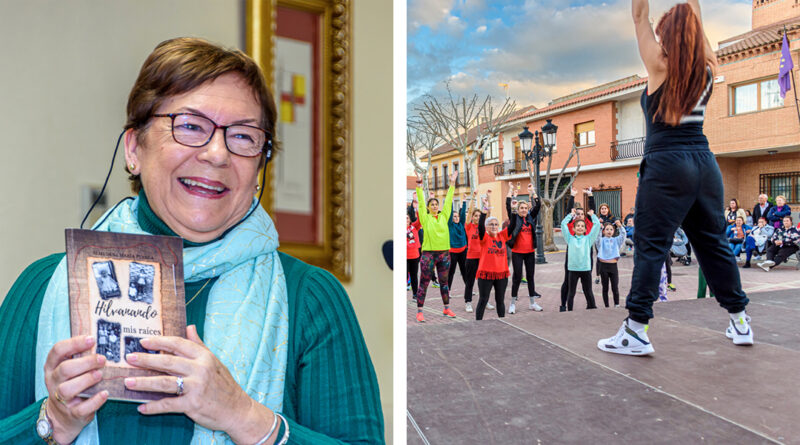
[654,3,709,126]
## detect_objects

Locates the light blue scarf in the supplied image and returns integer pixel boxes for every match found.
[35,196,288,444]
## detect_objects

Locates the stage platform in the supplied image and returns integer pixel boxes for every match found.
[407,290,799,444]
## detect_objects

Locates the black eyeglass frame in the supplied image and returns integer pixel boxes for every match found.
[152,113,272,158]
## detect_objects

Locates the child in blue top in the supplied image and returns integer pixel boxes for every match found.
[595,220,627,307]
[561,212,601,310]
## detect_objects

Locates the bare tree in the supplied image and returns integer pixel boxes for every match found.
[526,140,583,251]
[413,87,517,196]
[406,125,436,197]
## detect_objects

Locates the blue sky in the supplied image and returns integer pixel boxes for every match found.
[408,0,752,111]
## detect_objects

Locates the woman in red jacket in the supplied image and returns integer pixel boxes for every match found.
[475,194,511,320]
[462,193,482,313]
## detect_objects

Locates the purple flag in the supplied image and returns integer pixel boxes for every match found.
[779,32,794,98]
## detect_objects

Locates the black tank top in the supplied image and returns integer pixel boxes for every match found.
[641,66,713,152]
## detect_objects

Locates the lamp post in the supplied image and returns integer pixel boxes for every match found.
[518,118,558,264]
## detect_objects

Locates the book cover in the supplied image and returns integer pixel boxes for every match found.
[65,228,186,403]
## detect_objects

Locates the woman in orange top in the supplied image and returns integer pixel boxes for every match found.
[506,183,542,314]
[475,194,510,320]
[463,192,483,313]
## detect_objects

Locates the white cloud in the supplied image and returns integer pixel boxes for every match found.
[408,0,455,30]
[476,25,487,33]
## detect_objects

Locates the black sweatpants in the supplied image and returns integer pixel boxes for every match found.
[476,277,507,320]
[567,271,597,310]
[560,250,570,309]
[766,243,799,265]
[464,258,479,303]
[626,148,748,324]
[597,261,620,307]
[407,257,420,297]
[448,250,467,290]
[511,252,535,297]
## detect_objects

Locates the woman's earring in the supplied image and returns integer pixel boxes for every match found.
[128,163,136,171]
[255,184,260,191]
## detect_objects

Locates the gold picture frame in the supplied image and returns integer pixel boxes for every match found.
[246,0,351,281]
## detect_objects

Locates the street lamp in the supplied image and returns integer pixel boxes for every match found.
[518,118,557,264]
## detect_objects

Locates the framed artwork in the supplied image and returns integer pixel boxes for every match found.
[246,0,351,281]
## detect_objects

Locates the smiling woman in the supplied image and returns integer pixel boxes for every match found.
[0,37,384,445]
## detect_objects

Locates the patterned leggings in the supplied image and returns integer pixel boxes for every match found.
[416,250,451,308]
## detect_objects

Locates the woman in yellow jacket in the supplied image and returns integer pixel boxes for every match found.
[414,170,458,322]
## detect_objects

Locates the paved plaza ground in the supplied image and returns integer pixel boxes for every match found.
[407,247,800,326]
[406,247,800,444]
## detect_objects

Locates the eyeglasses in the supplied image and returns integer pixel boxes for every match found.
[153,113,271,158]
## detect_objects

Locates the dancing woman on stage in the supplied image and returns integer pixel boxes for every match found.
[598,0,752,355]
[505,184,542,314]
[414,170,459,322]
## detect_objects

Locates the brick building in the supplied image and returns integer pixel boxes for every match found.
[709,0,800,211]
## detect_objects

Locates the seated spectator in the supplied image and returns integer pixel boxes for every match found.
[758,216,800,271]
[726,216,751,257]
[752,193,773,223]
[743,217,774,268]
[725,198,747,226]
[670,227,691,265]
[622,218,635,255]
[745,209,753,226]
[623,207,635,225]
[766,195,792,229]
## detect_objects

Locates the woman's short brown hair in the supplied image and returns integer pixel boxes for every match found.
[125,37,277,193]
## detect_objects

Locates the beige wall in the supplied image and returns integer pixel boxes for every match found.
[0,0,392,441]
[346,0,394,441]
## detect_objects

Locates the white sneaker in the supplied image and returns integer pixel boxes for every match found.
[758,261,772,272]
[508,302,516,314]
[597,319,654,356]
[614,304,621,308]
[487,302,495,310]
[725,315,753,345]
[465,302,473,313]
[530,301,543,312]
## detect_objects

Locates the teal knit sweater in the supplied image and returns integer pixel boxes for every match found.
[0,195,384,444]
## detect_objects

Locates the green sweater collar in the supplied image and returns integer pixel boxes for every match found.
[136,190,211,248]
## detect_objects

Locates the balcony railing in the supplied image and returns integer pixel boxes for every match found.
[430,172,471,190]
[493,159,530,176]
[610,137,645,161]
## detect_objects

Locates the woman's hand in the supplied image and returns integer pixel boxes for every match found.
[527,183,536,198]
[448,170,458,184]
[43,335,109,444]
[415,173,423,186]
[584,186,593,197]
[506,187,514,199]
[125,326,274,443]
[570,187,577,197]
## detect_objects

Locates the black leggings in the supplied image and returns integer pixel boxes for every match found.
[665,255,672,283]
[511,252,535,297]
[476,278,507,320]
[567,270,597,310]
[464,258,479,302]
[560,250,570,309]
[598,261,620,307]
[407,257,420,297]
[448,250,467,290]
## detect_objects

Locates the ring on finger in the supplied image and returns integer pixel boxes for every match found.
[176,376,184,396]
[54,389,68,406]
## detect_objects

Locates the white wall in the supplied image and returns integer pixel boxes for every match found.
[0,1,393,441]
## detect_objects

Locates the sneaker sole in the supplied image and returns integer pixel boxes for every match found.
[597,340,654,356]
